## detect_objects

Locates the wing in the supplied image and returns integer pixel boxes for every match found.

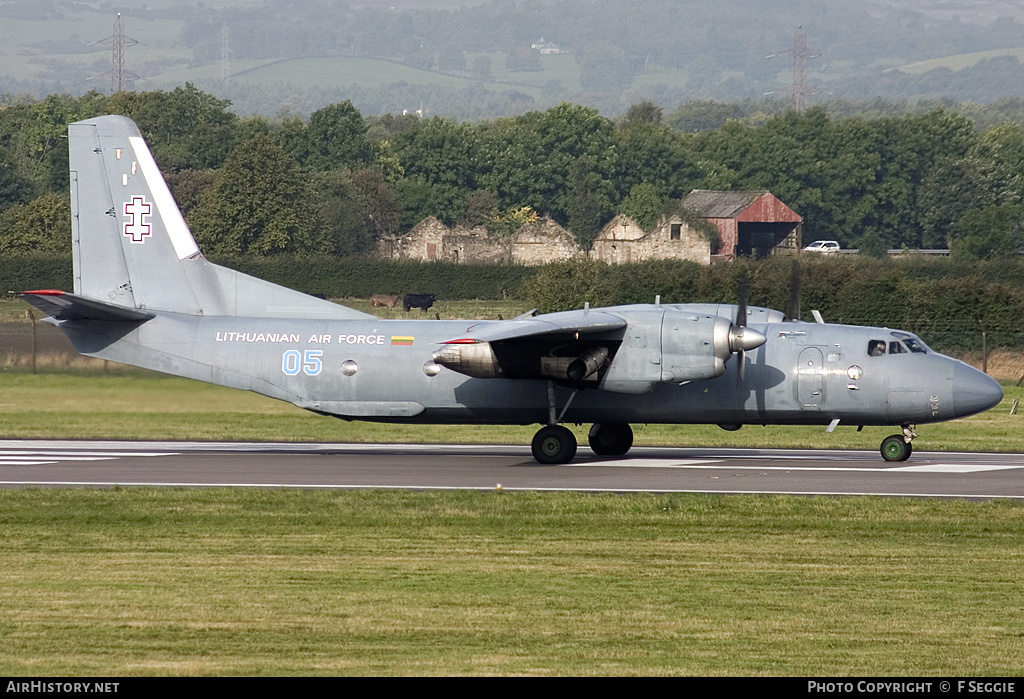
[433,304,766,393]
[434,308,627,382]
[446,308,627,344]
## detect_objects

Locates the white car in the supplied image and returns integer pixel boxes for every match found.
[803,240,840,254]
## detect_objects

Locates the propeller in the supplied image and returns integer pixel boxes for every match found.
[787,258,801,321]
[729,269,758,382]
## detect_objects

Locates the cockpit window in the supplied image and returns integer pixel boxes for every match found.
[889,341,907,354]
[868,340,886,356]
[890,331,928,354]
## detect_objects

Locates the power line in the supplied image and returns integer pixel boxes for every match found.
[88,13,139,94]
[767,25,821,112]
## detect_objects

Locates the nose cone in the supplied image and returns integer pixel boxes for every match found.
[952,362,1003,418]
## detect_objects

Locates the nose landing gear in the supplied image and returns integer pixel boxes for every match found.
[880,425,916,462]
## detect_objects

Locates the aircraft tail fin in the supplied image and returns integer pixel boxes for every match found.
[68,115,372,320]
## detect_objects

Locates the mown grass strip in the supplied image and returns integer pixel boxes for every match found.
[0,489,1022,676]
[0,372,1020,452]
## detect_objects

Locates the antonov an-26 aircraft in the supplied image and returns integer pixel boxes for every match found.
[21,116,1004,464]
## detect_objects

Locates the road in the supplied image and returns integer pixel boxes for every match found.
[1,440,1023,499]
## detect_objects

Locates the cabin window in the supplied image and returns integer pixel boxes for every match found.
[868,340,886,356]
[889,341,907,354]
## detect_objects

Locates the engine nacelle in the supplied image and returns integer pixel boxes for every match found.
[433,340,503,378]
[600,310,766,393]
[661,312,734,382]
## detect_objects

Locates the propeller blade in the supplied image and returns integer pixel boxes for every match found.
[736,274,748,328]
[788,259,801,321]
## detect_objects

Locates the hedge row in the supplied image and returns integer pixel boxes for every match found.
[0,255,536,301]
[4,254,1023,343]
[211,257,535,300]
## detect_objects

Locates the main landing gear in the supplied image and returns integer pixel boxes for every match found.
[880,425,916,462]
[530,381,634,464]
[530,423,635,464]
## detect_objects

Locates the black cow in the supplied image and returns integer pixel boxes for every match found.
[403,293,437,312]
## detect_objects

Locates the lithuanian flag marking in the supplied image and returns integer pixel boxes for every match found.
[391,336,414,346]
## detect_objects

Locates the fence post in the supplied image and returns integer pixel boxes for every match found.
[26,308,36,375]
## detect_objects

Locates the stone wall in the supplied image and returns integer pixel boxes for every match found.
[382,216,583,265]
[511,218,583,264]
[591,214,711,265]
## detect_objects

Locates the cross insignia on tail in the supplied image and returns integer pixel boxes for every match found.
[123,195,152,243]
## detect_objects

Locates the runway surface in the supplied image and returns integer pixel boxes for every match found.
[1,439,1023,499]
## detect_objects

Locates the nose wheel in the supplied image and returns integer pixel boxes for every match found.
[880,426,916,462]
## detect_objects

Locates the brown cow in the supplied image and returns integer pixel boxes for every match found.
[370,293,400,308]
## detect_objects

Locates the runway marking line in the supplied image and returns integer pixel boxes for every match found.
[578,458,1024,472]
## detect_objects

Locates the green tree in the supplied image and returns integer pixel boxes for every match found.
[619,101,663,129]
[310,171,376,257]
[523,258,614,313]
[0,191,70,254]
[392,116,480,224]
[0,92,107,194]
[0,143,35,214]
[951,204,1024,259]
[612,120,703,201]
[458,190,498,227]
[350,168,403,242]
[619,183,663,232]
[917,156,996,248]
[477,104,617,227]
[164,169,218,219]
[106,84,237,171]
[304,102,373,171]
[565,157,613,248]
[187,135,317,256]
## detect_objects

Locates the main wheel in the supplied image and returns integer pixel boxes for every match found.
[588,423,634,457]
[531,425,578,465]
[880,434,913,462]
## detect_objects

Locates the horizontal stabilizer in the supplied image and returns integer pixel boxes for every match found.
[20,290,155,322]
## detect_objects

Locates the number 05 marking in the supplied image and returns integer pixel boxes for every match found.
[283,350,323,376]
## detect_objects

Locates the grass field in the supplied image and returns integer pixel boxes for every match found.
[0,488,1022,676]
[0,371,1020,453]
[896,46,1024,74]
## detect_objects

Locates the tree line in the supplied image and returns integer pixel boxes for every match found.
[2,86,1024,259]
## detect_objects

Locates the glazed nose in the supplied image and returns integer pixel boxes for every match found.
[952,362,1003,418]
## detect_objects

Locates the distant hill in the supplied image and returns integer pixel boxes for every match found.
[5,0,1024,118]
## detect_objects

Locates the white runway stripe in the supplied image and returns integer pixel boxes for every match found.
[580,458,1024,472]
[0,449,178,467]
